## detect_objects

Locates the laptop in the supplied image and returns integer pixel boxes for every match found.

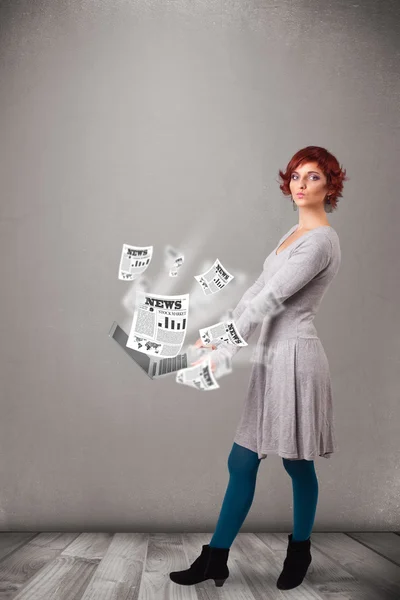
[108,321,188,379]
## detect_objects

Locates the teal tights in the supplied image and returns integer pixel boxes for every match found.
[209,442,319,549]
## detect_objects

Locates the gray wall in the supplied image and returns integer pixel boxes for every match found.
[1,0,399,532]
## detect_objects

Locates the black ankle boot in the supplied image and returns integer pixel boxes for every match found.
[169,544,230,587]
[276,533,312,590]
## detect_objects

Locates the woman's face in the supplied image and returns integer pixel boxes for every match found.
[289,161,329,209]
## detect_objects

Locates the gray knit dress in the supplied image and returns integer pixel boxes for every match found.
[212,224,341,461]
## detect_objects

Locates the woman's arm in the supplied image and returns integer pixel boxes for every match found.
[230,270,265,322]
[194,271,265,346]
[212,233,332,366]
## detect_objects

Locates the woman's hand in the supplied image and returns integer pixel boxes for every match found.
[191,355,217,373]
[194,337,217,350]
[190,338,218,372]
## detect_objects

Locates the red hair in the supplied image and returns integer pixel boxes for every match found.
[277,146,349,211]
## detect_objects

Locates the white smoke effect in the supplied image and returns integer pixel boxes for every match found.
[118,221,254,342]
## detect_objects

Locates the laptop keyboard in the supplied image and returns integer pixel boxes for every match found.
[158,354,188,375]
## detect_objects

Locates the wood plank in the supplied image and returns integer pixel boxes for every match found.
[29,533,80,550]
[0,533,80,600]
[139,532,199,599]
[9,533,115,600]
[12,555,98,600]
[61,533,113,560]
[311,532,400,600]
[79,533,148,600]
[347,532,400,566]
[0,534,38,562]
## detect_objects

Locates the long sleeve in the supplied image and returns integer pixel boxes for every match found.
[230,270,265,322]
[212,233,332,366]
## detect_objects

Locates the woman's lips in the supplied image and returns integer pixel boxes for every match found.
[297,193,305,197]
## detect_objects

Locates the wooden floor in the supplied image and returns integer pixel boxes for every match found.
[0,532,399,599]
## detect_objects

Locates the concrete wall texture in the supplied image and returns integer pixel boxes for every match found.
[0,0,399,531]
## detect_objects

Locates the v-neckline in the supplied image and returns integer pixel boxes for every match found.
[275,225,332,256]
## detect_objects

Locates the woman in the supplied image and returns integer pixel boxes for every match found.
[170,146,348,591]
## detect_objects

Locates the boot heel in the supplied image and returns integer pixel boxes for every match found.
[214,578,227,587]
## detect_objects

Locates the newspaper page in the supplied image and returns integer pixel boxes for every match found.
[169,255,184,277]
[194,259,234,295]
[199,320,248,349]
[118,244,153,281]
[164,245,185,277]
[176,354,220,391]
[126,291,189,358]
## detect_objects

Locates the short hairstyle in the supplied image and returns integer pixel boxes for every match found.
[277,146,349,211]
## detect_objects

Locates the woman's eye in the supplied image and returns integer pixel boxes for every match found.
[291,174,319,180]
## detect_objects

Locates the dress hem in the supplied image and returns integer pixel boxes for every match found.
[233,436,338,461]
